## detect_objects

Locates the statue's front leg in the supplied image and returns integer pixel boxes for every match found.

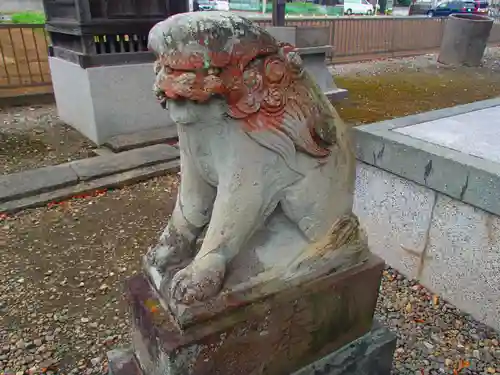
[146,152,216,273]
[168,177,270,304]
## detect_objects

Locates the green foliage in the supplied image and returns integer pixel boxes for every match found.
[264,2,344,16]
[10,11,46,24]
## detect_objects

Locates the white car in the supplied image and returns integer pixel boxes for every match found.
[195,0,230,11]
[343,0,375,14]
[214,0,230,10]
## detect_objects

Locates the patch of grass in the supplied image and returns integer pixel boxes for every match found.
[335,70,500,125]
[264,2,344,16]
[10,11,46,24]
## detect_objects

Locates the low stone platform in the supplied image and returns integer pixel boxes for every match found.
[107,254,394,375]
[108,323,396,375]
[353,98,500,331]
[0,144,180,214]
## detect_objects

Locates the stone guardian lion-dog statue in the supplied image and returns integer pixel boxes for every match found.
[145,11,369,319]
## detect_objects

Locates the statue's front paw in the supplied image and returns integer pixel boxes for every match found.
[146,243,192,273]
[169,253,226,305]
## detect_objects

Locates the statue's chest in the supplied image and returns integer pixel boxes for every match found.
[178,121,233,186]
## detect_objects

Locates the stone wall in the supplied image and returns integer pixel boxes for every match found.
[354,162,500,331]
[353,98,500,332]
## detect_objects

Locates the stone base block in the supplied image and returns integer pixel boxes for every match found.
[49,57,175,145]
[108,254,386,375]
[292,323,396,375]
[108,323,395,375]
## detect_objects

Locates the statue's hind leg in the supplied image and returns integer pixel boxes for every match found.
[146,151,216,274]
[280,154,356,244]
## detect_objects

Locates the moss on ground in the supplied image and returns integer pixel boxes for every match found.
[335,69,500,125]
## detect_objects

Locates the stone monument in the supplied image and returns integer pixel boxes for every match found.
[107,11,396,375]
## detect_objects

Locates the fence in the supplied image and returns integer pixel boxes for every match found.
[0,23,50,96]
[1,16,500,97]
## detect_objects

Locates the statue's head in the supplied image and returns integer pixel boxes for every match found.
[148,11,337,159]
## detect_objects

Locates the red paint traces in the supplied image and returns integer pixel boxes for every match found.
[155,33,332,158]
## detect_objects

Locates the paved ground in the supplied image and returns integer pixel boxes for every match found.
[0,175,499,375]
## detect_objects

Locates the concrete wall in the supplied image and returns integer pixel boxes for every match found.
[354,162,500,331]
[353,99,500,332]
[49,57,174,145]
[0,0,44,13]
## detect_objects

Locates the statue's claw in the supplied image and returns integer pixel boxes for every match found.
[146,239,196,274]
[169,253,226,305]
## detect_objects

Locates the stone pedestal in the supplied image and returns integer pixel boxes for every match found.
[107,255,396,375]
[265,26,348,103]
[49,57,175,145]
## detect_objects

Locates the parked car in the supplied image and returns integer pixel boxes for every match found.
[426,0,488,16]
[410,0,488,14]
[409,0,433,15]
[196,0,230,11]
[343,0,375,14]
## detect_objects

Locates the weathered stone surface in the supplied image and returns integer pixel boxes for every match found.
[354,162,436,279]
[70,144,179,181]
[145,10,365,319]
[108,349,142,375]
[119,254,384,375]
[104,126,178,152]
[292,322,396,375]
[0,163,78,203]
[354,98,500,217]
[422,194,500,331]
[109,323,395,375]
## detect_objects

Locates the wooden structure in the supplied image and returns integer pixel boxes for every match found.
[42,0,188,68]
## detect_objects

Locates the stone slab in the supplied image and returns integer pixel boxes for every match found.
[69,144,179,181]
[421,194,500,331]
[353,162,436,279]
[108,322,396,375]
[354,98,500,217]
[292,322,396,375]
[0,164,78,203]
[353,161,500,331]
[104,126,178,153]
[0,160,180,214]
[395,106,500,164]
[124,255,384,375]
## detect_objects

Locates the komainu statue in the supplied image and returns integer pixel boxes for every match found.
[146,11,369,319]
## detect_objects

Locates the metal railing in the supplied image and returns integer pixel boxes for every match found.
[1,17,500,94]
[0,23,50,92]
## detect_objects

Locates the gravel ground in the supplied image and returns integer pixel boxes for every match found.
[0,104,95,175]
[332,46,500,76]
[1,174,499,375]
[0,175,178,375]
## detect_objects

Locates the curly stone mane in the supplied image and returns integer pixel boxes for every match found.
[149,12,338,160]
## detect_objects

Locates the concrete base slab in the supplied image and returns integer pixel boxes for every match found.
[49,57,175,145]
[0,144,179,213]
[0,160,180,214]
[104,126,179,153]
